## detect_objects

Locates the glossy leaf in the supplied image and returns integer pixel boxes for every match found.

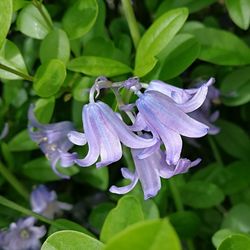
[34,59,66,97]
[225,0,250,30]
[218,234,250,250]
[62,0,98,40]
[68,56,132,77]
[0,40,28,80]
[104,219,181,250]
[190,27,250,65]
[40,29,70,64]
[0,0,12,48]
[100,195,144,242]
[41,230,104,250]
[135,8,188,77]
[180,181,225,208]
[212,229,235,248]
[215,119,250,160]
[17,3,52,39]
[221,66,250,106]
[34,97,55,123]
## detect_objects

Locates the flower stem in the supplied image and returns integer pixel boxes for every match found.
[0,63,33,82]
[208,136,224,167]
[121,0,141,49]
[0,161,29,200]
[32,0,53,30]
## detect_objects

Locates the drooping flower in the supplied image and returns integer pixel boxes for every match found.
[30,185,72,219]
[135,90,209,165]
[28,105,75,177]
[110,146,200,200]
[0,217,46,250]
[0,123,9,140]
[67,101,157,168]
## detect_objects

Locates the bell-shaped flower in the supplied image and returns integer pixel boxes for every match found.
[30,185,72,219]
[135,90,209,165]
[68,101,157,168]
[28,106,75,177]
[0,217,46,250]
[110,146,200,200]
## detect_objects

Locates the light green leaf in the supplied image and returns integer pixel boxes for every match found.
[62,0,98,40]
[190,27,250,65]
[34,59,66,97]
[215,119,250,160]
[34,97,55,123]
[17,3,52,39]
[221,66,250,106]
[68,56,132,77]
[40,29,70,64]
[158,34,200,79]
[100,195,144,242]
[212,229,235,248]
[218,234,250,250]
[0,40,28,80]
[72,77,92,102]
[135,8,188,77]
[0,0,12,48]
[41,230,104,250]
[225,0,250,30]
[8,130,37,151]
[104,219,181,250]
[180,181,225,208]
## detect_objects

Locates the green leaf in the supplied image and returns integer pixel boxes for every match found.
[72,77,92,102]
[0,40,28,80]
[215,119,250,160]
[104,219,181,250]
[212,229,235,248]
[225,0,250,30]
[22,157,79,181]
[180,181,225,208]
[48,219,94,237]
[62,0,98,40]
[17,3,52,39]
[100,195,144,242]
[41,230,104,250]
[169,211,201,238]
[158,34,200,80]
[189,27,250,65]
[222,204,250,233]
[34,59,66,97]
[0,0,12,48]
[8,130,37,151]
[221,66,250,106]
[218,234,250,250]
[34,97,55,123]
[68,56,132,77]
[135,8,188,77]
[40,29,70,64]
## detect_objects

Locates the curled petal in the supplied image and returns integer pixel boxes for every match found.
[129,112,148,131]
[67,131,86,146]
[59,151,78,167]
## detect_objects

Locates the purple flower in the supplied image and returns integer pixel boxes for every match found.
[110,146,200,200]
[30,185,72,219]
[0,217,46,250]
[135,90,208,165]
[0,123,9,140]
[67,101,157,168]
[28,105,75,178]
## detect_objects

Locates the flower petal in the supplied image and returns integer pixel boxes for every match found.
[67,131,86,146]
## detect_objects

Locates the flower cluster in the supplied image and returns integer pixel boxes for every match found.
[28,77,218,199]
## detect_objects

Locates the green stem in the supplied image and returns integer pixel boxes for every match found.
[0,63,33,82]
[208,136,224,167]
[121,0,141,49]
[32,0,53,30]
[168,178,184,212]
[0,161,29,200]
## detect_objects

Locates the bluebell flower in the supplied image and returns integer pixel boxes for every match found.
[67,101,157,168]
[28,105,75,177]
[0,123,9,140]
[0,217,46,250]
[134,89,209,165]
[30,185,72,219]
[110,146,200,200]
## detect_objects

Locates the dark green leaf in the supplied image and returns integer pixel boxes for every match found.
[34,59,66,97]
[68,56,132,77]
